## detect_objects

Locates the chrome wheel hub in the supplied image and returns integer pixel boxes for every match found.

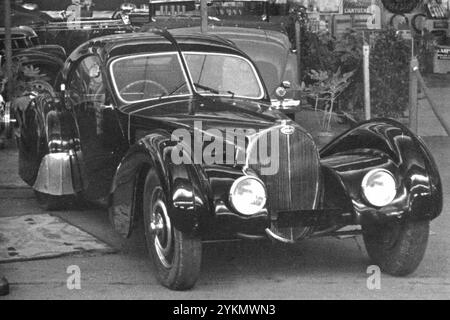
[150,194,173,269]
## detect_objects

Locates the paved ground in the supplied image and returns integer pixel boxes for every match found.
[1,77,450,300]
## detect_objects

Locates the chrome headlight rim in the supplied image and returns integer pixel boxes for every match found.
[361,168,397,207]
[229,175,267,216]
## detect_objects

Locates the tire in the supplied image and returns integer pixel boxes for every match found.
[363,220,430,276]
[34,190,67,211]
[143,169,202,290]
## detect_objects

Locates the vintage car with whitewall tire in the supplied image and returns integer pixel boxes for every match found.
[10,30,442,290]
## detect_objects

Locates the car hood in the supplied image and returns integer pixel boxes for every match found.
[126,96,313,166]
[126,96,305,138]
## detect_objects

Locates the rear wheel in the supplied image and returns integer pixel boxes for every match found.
[363,220,429,276]
[143,169,202,290]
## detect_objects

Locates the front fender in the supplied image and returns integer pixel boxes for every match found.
[109,131,210,238]
[320,119,442,225]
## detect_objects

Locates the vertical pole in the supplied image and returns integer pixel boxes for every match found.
[295,20,302,83]
[265,0,270,22]
[200,0,208,33]
[4,0,13,100]
[149,0,153,22]
[409,57,419,134]
[363,43,371,120]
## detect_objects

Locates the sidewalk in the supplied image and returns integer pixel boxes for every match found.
[0,141,27,189]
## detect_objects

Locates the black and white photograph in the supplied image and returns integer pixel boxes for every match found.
[0,0,449,304]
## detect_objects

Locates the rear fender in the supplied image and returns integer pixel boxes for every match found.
[15,95,82,193]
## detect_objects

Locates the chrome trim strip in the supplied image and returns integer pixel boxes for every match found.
[286,129,292,207]
[33,153,76,196]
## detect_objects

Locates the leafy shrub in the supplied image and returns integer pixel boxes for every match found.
[369,29,411,118]
[298,27,411,118]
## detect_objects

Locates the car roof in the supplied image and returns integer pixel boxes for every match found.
[170,26,291,50]
[63,31,252,80]
[68,31,245,62]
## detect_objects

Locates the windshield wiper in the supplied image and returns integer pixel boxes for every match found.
[159,82,187,99]
[194,83,219,94]
[194,83,237,98]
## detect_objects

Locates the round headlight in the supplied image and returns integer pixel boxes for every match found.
[229,176,267,216]
[362,169,397,207]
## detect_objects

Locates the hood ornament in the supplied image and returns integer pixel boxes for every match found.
[280,120,295,135]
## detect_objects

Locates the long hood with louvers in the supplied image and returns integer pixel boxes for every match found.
[246,121,321,242]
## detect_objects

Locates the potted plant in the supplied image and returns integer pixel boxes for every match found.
[302,68,355,144]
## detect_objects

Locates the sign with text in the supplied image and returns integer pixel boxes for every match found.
[343,0,377,14]
[343,0,381,30]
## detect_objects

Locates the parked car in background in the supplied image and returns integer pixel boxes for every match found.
[0,2,54,28]
[33,18,134,54]
[9,30,442,290]
[0,1,134,55]
[0,26,66,59]
[169,24,302,109]
[0,26,66,90]
[140,0,303,114]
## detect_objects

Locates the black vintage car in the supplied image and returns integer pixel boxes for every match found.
[12,30,442,290]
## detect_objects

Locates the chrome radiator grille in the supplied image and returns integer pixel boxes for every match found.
[248,126,320,215]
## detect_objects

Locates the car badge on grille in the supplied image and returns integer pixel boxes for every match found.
[281,124,295,135]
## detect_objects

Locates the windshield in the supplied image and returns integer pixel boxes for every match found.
[111,52,191,103]
[184,52,263,99]
[111,51,263,103]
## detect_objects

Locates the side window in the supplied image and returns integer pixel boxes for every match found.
[68,55,105,106]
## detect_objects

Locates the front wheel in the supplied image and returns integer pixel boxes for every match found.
[363,220,430,276]
[143,169,202,290]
